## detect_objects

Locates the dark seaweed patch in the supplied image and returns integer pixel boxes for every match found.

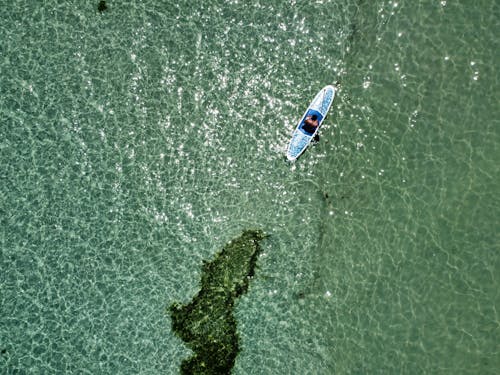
[169,230,266,375]
[98,1,107,12]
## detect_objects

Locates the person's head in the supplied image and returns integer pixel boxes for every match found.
[311,114,318,121]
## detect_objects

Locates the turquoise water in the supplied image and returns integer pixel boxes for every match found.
[1,1,498,374]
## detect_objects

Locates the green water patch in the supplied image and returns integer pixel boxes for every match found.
[169,230,266,375]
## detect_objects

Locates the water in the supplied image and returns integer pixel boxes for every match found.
[1,1,498,374]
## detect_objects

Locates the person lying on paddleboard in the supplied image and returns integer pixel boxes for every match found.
[302,114,319,133]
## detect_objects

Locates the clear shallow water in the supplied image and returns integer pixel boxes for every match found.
[1,1,498,374]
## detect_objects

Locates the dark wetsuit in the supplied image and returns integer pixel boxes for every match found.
[302,120,318,134]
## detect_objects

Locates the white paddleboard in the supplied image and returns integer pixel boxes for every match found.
[286,85,336,161]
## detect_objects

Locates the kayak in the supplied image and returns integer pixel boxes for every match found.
[286,85,336,161]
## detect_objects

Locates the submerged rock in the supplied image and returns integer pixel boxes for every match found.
[170,230,266,375]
